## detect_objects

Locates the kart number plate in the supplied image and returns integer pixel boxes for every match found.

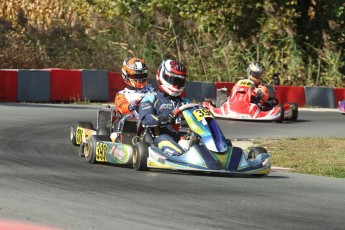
[96,143,107,162]
[238,80,254,87]
[76,128,84,145]
[193,108,214,121]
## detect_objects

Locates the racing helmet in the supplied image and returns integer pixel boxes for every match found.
[122,57,148,89]
[156,59,187,97]
[247,61,265,84]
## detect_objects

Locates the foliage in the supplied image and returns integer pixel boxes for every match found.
[0,0,344,86]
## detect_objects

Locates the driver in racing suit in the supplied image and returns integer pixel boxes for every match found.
[138,59,189,156]
[114,57,155,117]
[247,61,278,110]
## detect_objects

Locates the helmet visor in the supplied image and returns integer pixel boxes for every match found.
[128,73,148,82]
[248,70,263,79]
[162,72,186,88]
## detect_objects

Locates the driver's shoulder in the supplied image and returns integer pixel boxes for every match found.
[141,93,156,103]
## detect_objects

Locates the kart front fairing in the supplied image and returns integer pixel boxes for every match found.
[146,104,271,175]
[181,106,228,153]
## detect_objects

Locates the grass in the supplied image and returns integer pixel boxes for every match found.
[254,137,345,178]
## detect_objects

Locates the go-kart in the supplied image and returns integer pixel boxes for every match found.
[338,100,345,114]
[133,103,271,176]
[202,79,298,122]
[70,103,271,176]
[70,107,141,164]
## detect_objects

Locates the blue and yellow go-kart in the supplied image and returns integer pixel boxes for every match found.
[70,104,271,176]
[133,103,271,176]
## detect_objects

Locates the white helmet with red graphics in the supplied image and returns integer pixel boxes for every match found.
[156,59,188,97]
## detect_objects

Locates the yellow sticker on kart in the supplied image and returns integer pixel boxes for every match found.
[75,127,84,145]
[238,79,254,87]
[193,108,214,121]
[96,142,107,162]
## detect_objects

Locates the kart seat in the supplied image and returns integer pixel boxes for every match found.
[97,108,113,130]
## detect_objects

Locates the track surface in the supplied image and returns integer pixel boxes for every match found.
[0,103,344,230]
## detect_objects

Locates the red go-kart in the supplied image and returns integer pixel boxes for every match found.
[202,79,298,122]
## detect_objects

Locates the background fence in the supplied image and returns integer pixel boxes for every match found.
[1,69,345,108]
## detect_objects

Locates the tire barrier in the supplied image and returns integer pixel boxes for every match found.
[0,69,344,108]
[185,82,217,103]
[81,70,109,101]
[17,69,50,102]
[0,69,17,102]
[50,69,82,101]
[275,86,306,107]
[305,87,335,108]
[334,87,345,107]
[108,71,125,103]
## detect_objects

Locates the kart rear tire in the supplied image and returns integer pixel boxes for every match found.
[70,121,95,146]
[85,135,111,164]
[133,142,150,171]
[77,121,94,130]
[290,103,298,121]
[70,126,77,146]
[79,142,85,157]
[248,147,268,160]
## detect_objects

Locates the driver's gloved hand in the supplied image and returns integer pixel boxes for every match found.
[256,89,263,98]
[158,113,176,125]
[128,100,140,111]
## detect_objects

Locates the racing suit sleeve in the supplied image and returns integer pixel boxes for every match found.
[138,94,160,127]
[114,93,131,115]
[258,85,269,102]
[138,94,176,127]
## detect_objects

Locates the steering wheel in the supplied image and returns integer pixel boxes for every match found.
[173,103,199,116]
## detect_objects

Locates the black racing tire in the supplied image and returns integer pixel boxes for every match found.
[290,103,298,121]
[248,147,268,160]
[133,142,150,171]
[85,135,111,164]
[79,142,85,157]
[97,127,111,136]
[77,121,94,130]
[70,126,77,146]
[70,121,95,146]
[276,105,284,123]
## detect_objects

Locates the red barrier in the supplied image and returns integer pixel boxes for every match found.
[334,87,345,106]
[50,69,82,101]
[275,86,306,107]
[0,70,18,102]
[215,82,235,96]
[108,72,126,102]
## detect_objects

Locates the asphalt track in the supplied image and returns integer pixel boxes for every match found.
[0,103,344,230]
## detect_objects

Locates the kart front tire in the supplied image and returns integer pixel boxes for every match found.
[277,105,284,123]
[133,142,150,171]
